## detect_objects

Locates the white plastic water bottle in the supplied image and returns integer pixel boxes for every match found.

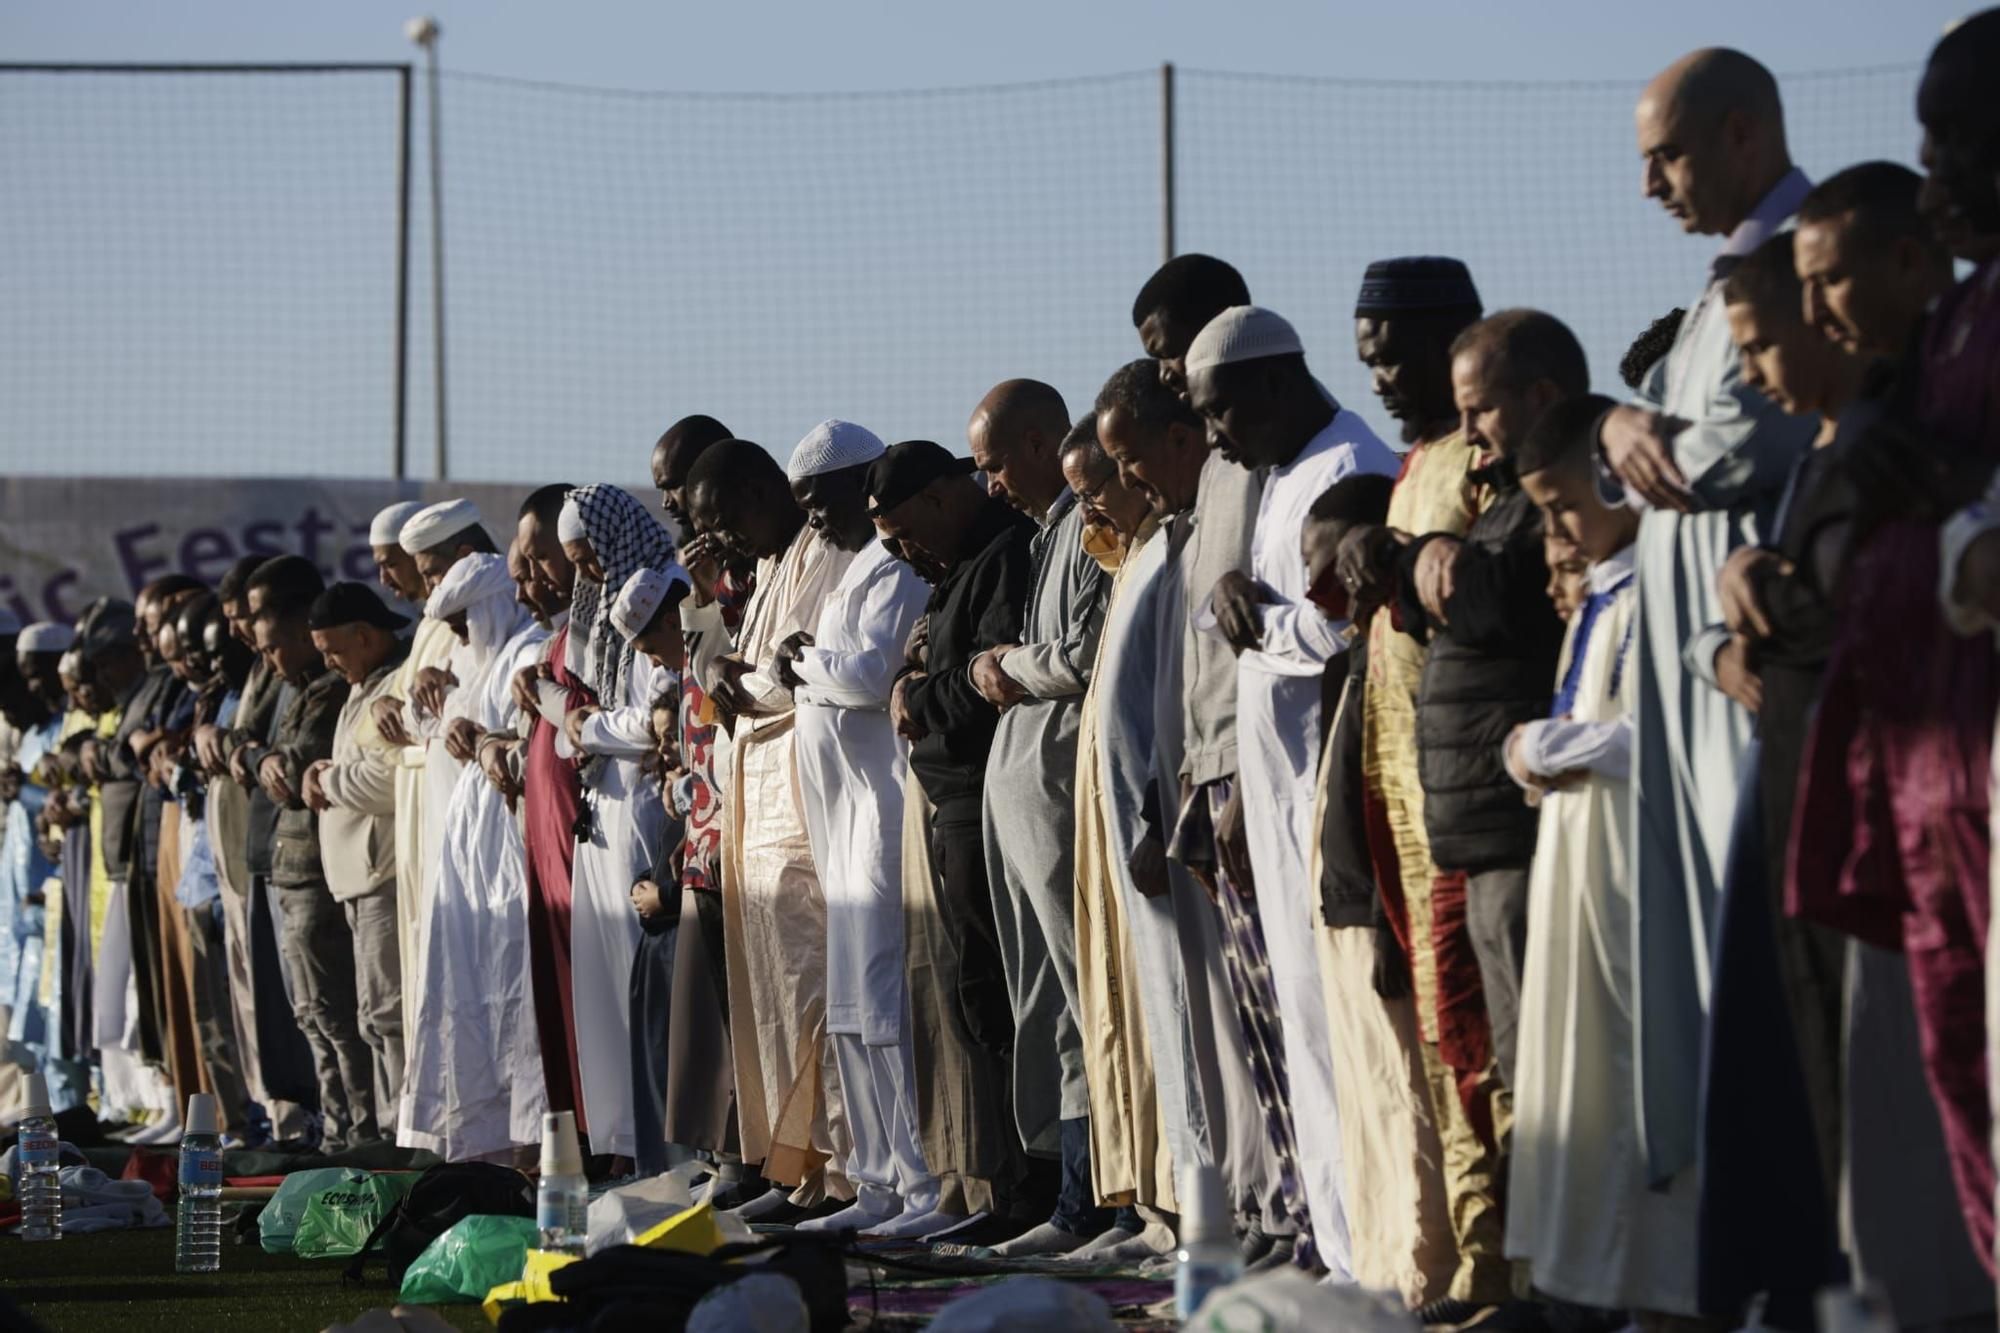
[175,1093,224,1273]
[537,1110,588,1255]
[17,1072,62,1242]
[1174,1162,1242,1320]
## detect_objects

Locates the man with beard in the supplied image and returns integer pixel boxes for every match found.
[876,440,1038,1241]
[1815,6,2000,1273]
[681,440,852,1214]
[1192,305,1400,1281]
[775,421,944,1238]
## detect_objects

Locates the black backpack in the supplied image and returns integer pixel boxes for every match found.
[343,1161,536,1286]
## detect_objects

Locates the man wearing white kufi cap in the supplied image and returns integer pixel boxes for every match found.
[679,436,853,1215]
[769,421,948,1237]
[376,496,497,1126]
[393,548,551,1160]
[368,500,430,610]
[1184,304,1399,1278]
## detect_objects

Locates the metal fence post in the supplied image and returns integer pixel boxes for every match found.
[1160,61,1176,264]
[393,64,412,482]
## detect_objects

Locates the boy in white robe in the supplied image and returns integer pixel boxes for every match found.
[1505,394,1699,1317]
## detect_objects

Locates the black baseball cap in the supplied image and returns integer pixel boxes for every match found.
[307,582,410,632]
[865,440,978,518]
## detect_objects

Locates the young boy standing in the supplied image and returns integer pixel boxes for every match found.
[1502,394,1702,1325]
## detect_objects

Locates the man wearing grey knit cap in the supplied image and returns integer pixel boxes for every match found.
[1188,304,1399,1280]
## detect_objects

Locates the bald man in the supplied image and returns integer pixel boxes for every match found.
[960,379,1116,1256]
[1596,48,1814,1188]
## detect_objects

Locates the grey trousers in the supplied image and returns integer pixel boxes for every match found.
[1464,866,1530,1088]
[342,883,404,1138]
[273,879,375,1148]
[185,901,251,1133]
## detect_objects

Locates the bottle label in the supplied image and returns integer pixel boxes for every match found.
[19,1129,58,1166]
[180,1150,224,1187]
[536,1193,587,1232]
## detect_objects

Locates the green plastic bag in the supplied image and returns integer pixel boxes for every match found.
[260,1167,364,1254]
[292,1171,420,1260]
[398,1214,540,1304]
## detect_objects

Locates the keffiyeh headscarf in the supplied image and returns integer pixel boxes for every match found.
[563,483,678,707]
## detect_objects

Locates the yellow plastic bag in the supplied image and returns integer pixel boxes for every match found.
[481,1248,578,1324]
[479,1202,737,1324]
[631,1199,730,1256]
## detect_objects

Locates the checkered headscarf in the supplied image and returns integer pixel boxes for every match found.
[563,483,678,708]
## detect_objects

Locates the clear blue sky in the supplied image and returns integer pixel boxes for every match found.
[1,2,1976,484]
[6,0,1970,89]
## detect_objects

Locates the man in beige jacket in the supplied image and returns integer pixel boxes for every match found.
[302,582,413,1143]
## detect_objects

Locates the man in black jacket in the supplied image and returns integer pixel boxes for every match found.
[244,555,374,1150]
[1393,309,1584,1088]
[873,441,1036,1242]
[878,441,1036,1058]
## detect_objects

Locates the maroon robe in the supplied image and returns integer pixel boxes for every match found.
[1789,259,2000,1270]
[524,622,595,1128]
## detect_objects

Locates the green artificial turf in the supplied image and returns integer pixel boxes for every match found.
[9,1224,489,1332]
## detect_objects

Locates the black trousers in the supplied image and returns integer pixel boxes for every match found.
[928,803,1013,1061]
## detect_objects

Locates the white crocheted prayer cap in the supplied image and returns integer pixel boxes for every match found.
[18,622,75,654]
[398,498,482,554]
[786,419,886,484]
[557,494,589,545]
[1183,304,1304,375]
[368,500,427,548]
[611,564,691,643]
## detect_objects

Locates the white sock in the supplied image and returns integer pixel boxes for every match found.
[987,1220,1092,1258]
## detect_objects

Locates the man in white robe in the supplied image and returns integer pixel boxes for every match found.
[557,483,677,1163]
[679,440,854,1215]
[773,421,945,1238]
[1189,305,1401,1279]
[376,498,498,1128]
[395,548,549,1162]
[1596,49,1814,1179]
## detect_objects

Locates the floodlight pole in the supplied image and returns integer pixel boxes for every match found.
[409,17,448,480]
